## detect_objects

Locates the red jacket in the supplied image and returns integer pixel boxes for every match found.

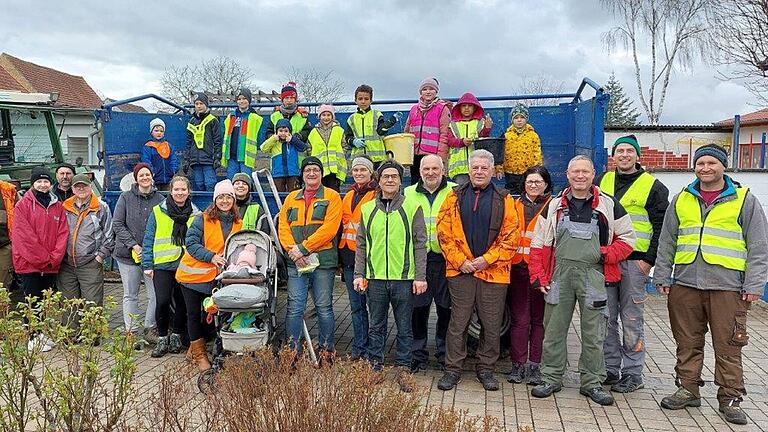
[11,190,69,274]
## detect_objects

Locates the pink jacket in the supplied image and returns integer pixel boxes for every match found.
[405,102,451,160]
[448,92,491,148]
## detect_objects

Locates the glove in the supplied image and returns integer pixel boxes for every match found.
[353,138,366,148]
[391,112,402,123]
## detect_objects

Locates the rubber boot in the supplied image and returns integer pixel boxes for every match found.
[189,339,211,371]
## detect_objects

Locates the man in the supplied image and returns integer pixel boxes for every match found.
[596,135,669,393]
[528,155,635,406]
[53,163,75,202]
[232,172,268,233]
[436,149,520,392]
[354,159,427,392]
[0,177,17,290]
[184,92,222,191]
[221,88,264,179]
[404,154,454,372]
[58,173,114,309]
[654,144,767,426]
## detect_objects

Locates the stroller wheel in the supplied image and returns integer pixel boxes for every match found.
[197,368,217,394]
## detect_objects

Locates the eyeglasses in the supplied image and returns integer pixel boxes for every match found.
[525,180,545,185]
[380,174,400,181]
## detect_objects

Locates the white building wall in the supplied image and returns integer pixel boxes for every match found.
[7,109,96,164]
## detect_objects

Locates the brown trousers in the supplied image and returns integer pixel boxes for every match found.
[445,274,507,374]
[668,284,749,402]
[0,244,12,290]
[274,176,300,193]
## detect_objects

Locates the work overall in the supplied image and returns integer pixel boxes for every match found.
[541,209,608,391]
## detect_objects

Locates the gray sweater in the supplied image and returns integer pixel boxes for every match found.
[112,184,164,263]
[653,177,768,296]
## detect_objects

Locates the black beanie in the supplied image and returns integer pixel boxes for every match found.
[30,166,53,184]
[194,92,209,107]
[301,156,323,174]
[377,159,404,179]
[237,87,252,102]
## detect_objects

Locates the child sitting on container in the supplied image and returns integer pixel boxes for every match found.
[344,84,399,169]
[141,118,179,191]
[496,104,541,195]
[266,82,313,148]
[260,118,306,192]
[309,104,347,192]
[447,93,493,185]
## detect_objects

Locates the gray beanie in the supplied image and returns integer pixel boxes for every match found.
[149,118,165,133]
[351,156,374,174]
[693,144,728,168]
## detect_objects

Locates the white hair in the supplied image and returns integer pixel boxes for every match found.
[469,149,495,167]
[567,155,594,171]
[420,153,444,169]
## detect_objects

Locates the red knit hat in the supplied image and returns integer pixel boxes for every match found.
[133,162,153,180]
[281,81,298,100]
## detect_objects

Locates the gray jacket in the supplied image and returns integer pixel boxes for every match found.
[354,192,428,282]
[653,176,768,296]
[112,184,163,263]
[63,194,114,267]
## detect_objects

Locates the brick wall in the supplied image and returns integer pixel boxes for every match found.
[607,146,690,170]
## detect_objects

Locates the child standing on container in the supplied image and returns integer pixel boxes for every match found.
[405,77,451,185]
[142,118,179,191]
[221,87,264,179]
[496,104,541,195]
[184,93,222,191]
[308,104,346,192]
[344,84,399,168]
[447,93,493,185]
[260,118,306,192]
[266,82,313,149]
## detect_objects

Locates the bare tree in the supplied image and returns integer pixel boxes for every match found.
[159,56,255,104]
[602,0,711,124]
[708,0,768,105]
[284,67,345,107]
[513,75,567,106]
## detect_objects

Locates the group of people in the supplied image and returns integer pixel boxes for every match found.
[2,75,765,427]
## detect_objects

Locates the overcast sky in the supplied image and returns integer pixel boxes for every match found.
[0,0,756,124]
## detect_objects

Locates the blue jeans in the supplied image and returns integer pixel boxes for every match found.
[286,267,336,352]
[367,279,413,369]
[344,266,369,358]
[226,159,253,179]
[191,164,216,191]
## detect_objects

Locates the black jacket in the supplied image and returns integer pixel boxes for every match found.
[595,165,669,264]
[184,111,222,167]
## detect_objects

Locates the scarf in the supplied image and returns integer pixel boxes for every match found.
[315,121,334,144]
[418,96,439,111]
[33,189,51,208]
[146,141,171,159]
[280,103,298,117]
[165,196,193,246]
[351,180,377,210]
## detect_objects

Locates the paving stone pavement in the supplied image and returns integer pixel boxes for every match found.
[110,279,768,431]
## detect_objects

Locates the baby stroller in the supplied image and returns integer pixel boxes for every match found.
[198,229,278,392]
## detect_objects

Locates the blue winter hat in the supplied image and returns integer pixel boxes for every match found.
[275,118,292,133]
[693,144,729,168]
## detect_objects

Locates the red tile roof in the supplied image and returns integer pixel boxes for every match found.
[716,108,768,126]
[0,53,102,109]
[103,98,147,113]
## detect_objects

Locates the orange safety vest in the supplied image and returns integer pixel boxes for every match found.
[176,214,243,284]
[0,181,16,232]
[510,196,550,265]
[339,188,376,251]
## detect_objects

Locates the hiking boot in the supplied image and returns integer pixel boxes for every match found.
[477,371,500,391]
[143,326,160,345]
[531,382,562,398]
[410,359,428,373]
[719,399,748,425]
[506,362,526,384]
[660,387,701,410]
[602,371,620,386]
[437,371,462,391]
[168,333,183,354]
[395,367,415,393]
[526,363,543,386]
[611,374,644,393]
[151,336,169,358]
[581,387,615,405]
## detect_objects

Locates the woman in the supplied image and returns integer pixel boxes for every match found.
[506,165,552,386]
[338,156,377,360]
[12,166,69,352]
[176,179,242,371]
[404,77,451,184]
[142,175,199,358]
[112,163,163,345]
[232,172,268,232]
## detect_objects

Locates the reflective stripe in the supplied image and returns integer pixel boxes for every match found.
[419,126,440,134]
[703,226,743,240]
[678,227,700,236]
[154,237,173,245]
[516,246,531,255]
[154,248,183,259]
[676,244,699,252]
[341,233,356,242]
[343,222,360,231]
[177,262,212,275]
[627,213,649,223]
[635,231,652,240]
[700,245,747,259]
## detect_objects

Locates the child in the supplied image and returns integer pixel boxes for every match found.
[405,77,451,184]
[260,118,306,192]
[221,87,264,178]
[142,118,179,191]
[184,93,222,191]
[344,84,399,168]
[496,104,541,195]
[308,104,347,192]
[266,82,312,147]
[447,93,493,185]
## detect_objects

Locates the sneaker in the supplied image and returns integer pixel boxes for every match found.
[143,327,160,345]
[531,382,562,398]
[611,374,644,393]
[603,371,620,386]
[476,371,500,391]
[719,399,748,425]
[660,387,701,410]
[38,334,56,350]
[437,371,462,391]
[526,363,543,386]
[506,362,526,384]
[410,359,428,373]
[580,387,615,406]
[151,336,169,358]
[168,333,183,354]
[132,333,148,351]
[27,334,53,353]
[395,367,415,393]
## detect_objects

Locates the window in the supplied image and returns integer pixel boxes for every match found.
[66,136,89,165]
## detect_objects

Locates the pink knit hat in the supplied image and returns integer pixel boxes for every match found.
[317,104,335,119]
[213,179,235,201]
[419,77,439,93]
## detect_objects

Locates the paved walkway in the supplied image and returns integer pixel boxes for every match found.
[110,280,768,431]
